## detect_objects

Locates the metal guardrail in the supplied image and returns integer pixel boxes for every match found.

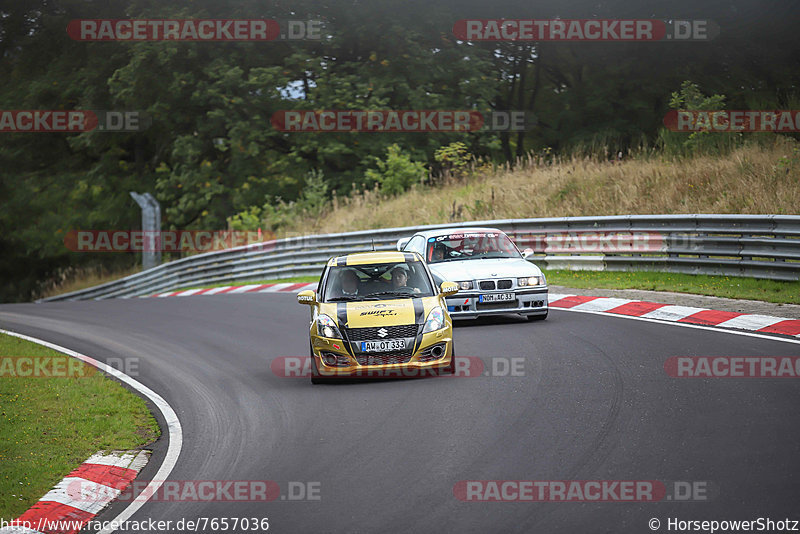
[41,215,800,301]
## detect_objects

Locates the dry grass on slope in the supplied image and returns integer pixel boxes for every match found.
[281,138,799,236]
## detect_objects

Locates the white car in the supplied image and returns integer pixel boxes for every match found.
[397,227,548,321]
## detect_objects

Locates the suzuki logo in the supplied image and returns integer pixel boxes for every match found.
[377,328,388,338]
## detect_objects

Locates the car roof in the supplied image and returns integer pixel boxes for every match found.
[410,227,506,240]
[327,250,423,267]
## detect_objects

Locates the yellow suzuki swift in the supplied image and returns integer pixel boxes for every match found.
[297,251,459,383]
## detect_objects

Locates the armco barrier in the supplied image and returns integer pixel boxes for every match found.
[41,215,800,301]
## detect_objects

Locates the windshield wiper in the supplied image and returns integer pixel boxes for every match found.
[327,295,359,301]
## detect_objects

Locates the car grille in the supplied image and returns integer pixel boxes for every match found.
[497,279,513,289]
[354,351,414,366]
[479,281,495,290]
[345,324,419,341]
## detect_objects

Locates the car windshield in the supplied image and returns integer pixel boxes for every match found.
[426,232,521,263]
[323,261,434,301]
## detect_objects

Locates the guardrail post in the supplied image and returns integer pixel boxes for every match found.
[130,192,161,270]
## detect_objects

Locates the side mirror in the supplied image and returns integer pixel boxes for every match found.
[297,290,316,305]
[522,248,534,259]
[440,281,459,297]
[396,237,411,251]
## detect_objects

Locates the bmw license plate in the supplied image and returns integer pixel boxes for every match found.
[479,293,514,303]
[361,339,406,352]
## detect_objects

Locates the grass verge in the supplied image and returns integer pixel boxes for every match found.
[0,333,160,520]
[544,269,800,305]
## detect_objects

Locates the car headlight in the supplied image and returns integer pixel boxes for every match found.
[316,314,342,339]
[519,276,542,286]
[422,306,445,333]
[457,281,473,290]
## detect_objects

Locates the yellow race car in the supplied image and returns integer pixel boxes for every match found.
[297,251,459,383]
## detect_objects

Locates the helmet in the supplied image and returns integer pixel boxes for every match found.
[390,264,409,276]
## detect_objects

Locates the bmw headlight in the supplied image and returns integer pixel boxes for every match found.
[316,314,342,339]
[422,306,445,333]
[457,281,473,290]
[518,276,542,286]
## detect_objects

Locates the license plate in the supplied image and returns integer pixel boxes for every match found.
[479,293,514,303]
[361,339,406,352]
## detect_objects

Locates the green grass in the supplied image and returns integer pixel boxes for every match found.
[0,333,160,520]
[176,276,319,291]
[543,269,800,304]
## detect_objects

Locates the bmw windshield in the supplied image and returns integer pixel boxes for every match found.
[426,232,521,263]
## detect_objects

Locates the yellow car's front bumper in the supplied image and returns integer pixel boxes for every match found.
[310,328,453,378]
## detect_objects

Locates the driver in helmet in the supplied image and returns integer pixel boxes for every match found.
[390,264,420,293]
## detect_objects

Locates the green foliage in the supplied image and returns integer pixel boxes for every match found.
[668,80,726,110]
[229,169,330,232]
[659,81,741,156]
[297,169,329,214]
[227,206,263,232]
[365,144,427,196]
[434,142,473,177]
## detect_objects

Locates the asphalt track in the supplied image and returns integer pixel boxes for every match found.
[1,294,798,533]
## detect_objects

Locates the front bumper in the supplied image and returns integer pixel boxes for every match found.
[445,287,548,319]
[310,329,453,378]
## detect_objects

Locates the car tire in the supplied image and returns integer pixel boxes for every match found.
[525,310,548,321]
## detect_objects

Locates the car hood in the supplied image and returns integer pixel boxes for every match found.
[429,258,542,282]
[319,297,438,328]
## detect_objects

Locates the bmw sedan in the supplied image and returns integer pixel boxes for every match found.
[397,227,548,321]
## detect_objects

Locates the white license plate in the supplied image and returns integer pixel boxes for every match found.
[479,293,515,302]
[361,339,406,352]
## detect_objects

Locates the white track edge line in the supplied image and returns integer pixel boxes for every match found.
[0,329,183,534]
[550,307,800,346]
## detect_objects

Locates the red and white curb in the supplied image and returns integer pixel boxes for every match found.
[549,294,800,338]
[144,282,317,298]
[0,450,149,534]
[0,329,182,534]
